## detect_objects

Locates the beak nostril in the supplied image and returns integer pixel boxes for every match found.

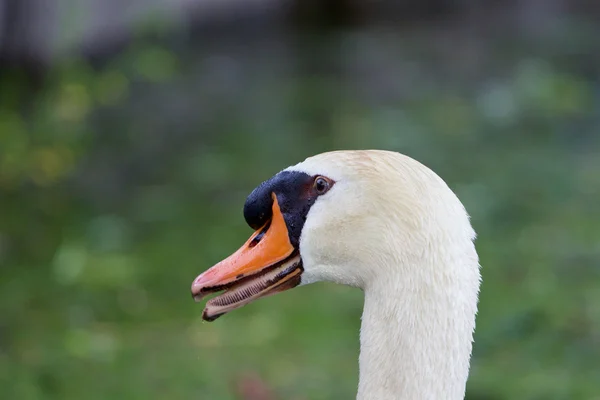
[248,221,271,248]
[249,231,265,248]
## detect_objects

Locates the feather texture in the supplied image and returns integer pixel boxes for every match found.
[286,150,481,400]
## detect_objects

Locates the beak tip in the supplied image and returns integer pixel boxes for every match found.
[191,279,206,302]
[202,309,224,322]
[191,291,203,302]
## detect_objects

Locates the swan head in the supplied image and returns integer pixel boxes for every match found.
[191,150,478,321]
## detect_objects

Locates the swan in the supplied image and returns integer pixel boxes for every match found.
[191,150,481,400]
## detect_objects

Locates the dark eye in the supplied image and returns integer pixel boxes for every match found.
[313,176,331,195]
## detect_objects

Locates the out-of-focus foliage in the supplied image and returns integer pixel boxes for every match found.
[1,12,600,400]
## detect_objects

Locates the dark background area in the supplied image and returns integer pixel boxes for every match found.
[1,1,599,399]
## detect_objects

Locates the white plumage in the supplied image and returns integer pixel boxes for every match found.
[287,150,481,400]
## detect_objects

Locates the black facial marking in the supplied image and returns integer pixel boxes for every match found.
[243,170,325,248]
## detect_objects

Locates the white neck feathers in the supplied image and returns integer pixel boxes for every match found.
[357,228,480,400]
[289,150,482,400]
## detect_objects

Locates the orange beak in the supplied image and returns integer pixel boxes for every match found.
[191,194,303,321]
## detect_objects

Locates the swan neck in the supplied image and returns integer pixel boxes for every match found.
[356,260,478,400]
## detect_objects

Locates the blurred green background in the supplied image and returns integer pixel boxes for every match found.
[1,1,600,399]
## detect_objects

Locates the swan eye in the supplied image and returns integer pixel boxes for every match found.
[313,176,331,195]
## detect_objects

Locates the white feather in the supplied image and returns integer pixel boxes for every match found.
[286,150,481,400]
